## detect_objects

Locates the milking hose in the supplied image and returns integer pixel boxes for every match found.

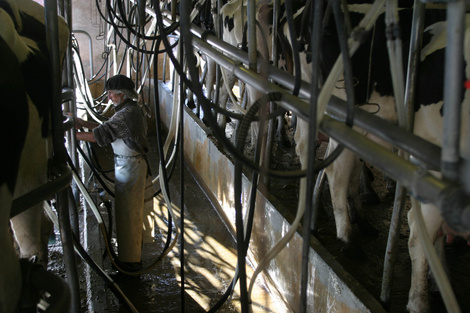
[411,200,461,313]
[43,201,139,313]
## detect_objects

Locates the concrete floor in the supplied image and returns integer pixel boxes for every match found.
[48,136,283,312]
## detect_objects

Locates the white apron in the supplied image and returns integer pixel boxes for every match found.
[112,139,147,263]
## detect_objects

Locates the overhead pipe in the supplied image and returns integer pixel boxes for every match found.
[189,20,446,172]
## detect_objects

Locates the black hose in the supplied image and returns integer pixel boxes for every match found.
[105,0,180,54]
[70,232,140,313]
[75,144,115,197]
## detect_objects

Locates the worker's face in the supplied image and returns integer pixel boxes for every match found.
[108,90,125,105]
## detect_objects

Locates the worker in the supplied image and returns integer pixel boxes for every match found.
[74,74,150,272]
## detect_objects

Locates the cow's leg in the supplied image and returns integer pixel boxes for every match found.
[359,162,380,205]
[217,69,236,132]
[203,57,216,100]
[407,203,443,313]
[324,143,358,244]
[10,202,52,266]
[348,162,379,238]
[276,113,292,148]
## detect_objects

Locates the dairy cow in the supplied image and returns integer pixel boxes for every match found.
[285,3,469,312]
[0,0,68,311]
[206,0,280,145]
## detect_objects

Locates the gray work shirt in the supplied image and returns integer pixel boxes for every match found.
[92,99,149,156]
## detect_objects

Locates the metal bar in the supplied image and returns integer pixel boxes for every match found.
[381,0,425,304]
[10,166,72,218]
[442,0,465,181]
[44,1,81,312]
[404,0,425,132]
[326,97,442,170]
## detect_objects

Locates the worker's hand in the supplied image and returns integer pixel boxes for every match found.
[74,117,85,129]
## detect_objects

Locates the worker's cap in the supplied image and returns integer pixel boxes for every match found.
[106,74,135,91]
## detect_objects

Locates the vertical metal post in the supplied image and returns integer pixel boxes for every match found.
[63,0,80,237]
[442,0,465,181]
[381,0,425,305]
[44,0,81,312]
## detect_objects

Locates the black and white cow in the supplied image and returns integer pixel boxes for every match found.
[0,0,68,311]
[204,0,278,144]
[283,2,469,312]
[215,0,312,148]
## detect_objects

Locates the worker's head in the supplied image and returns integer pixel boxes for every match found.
[105,74,139,104]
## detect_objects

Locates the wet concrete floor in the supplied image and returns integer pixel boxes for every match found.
[48,135,282,312]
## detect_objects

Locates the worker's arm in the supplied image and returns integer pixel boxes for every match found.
[76,131,96,143]
[75,117,99,130]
